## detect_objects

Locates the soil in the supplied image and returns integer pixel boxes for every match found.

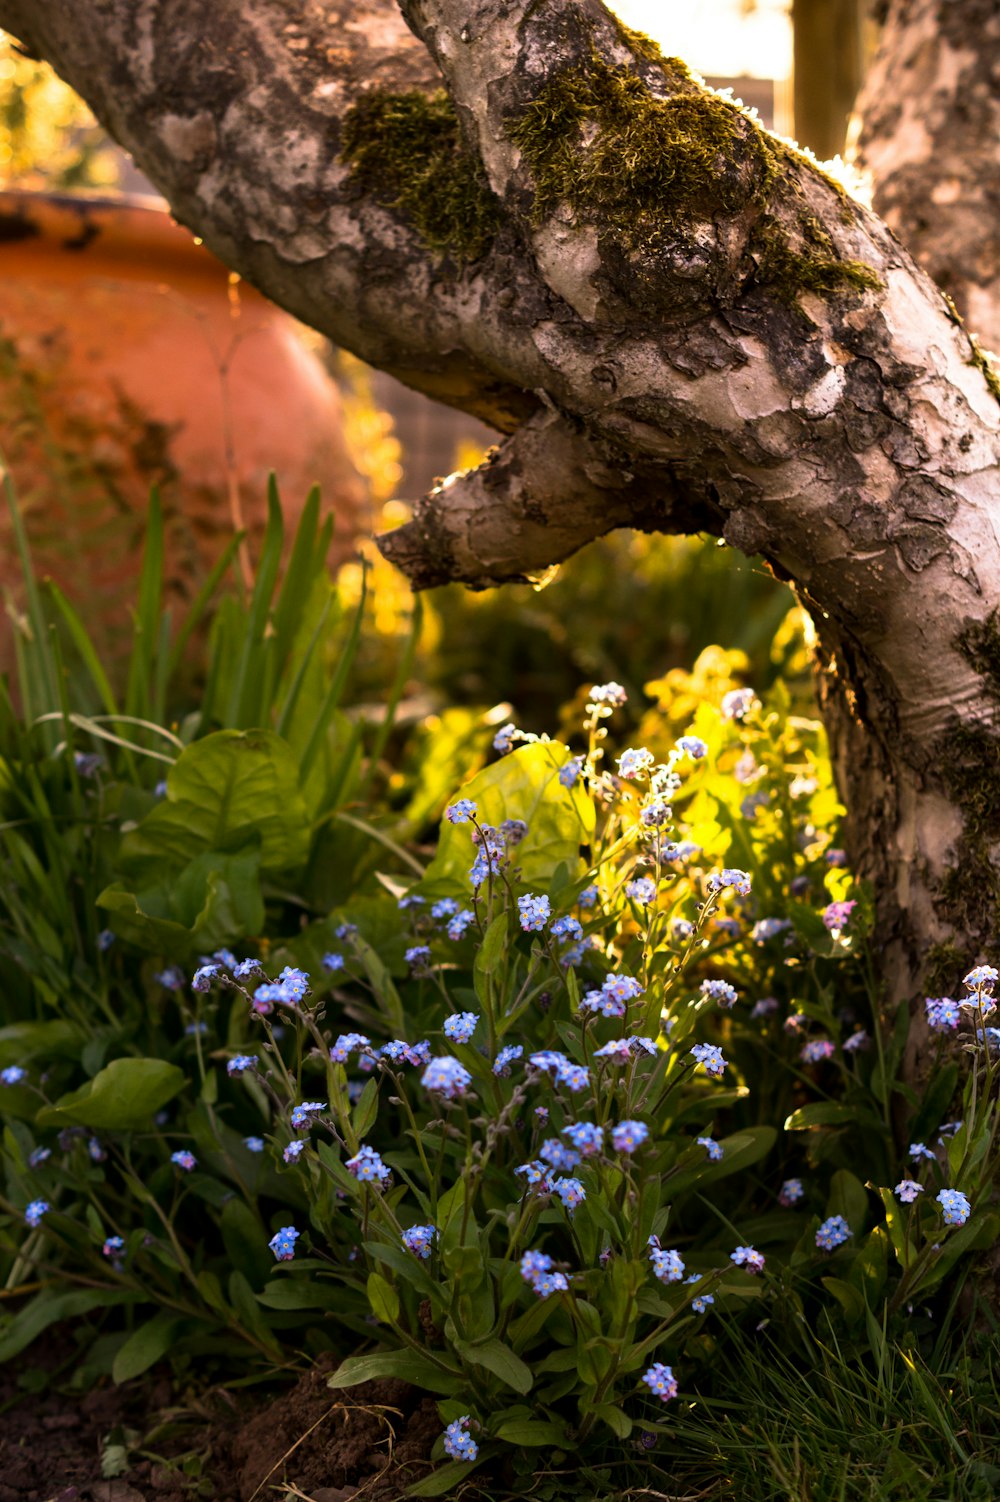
[0,1344,446,1502]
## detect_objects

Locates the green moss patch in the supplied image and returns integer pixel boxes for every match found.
[340,90,501,265]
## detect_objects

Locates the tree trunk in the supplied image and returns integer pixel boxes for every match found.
[1,0,999,1031]
[856,0,1000,352]
[793,0,868,161]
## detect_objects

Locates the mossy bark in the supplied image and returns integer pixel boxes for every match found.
[3,0,1000,1040]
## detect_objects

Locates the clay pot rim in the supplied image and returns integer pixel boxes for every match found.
[0,187,241,284]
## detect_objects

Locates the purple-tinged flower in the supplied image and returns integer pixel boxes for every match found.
[697,1136,723,1162]
[244,1136,265,1153]
[559,756,584,789]
[233,958,264,981]
[822,900,856,933]
[290,1101,325,1131]
[676,735,707,759]
[563,1122,603,1157]
[346,1145,391,1184]
[779,1178,804,1206]
[88,1137,106,1163]
[588,682,627,707]
[691,1292,714,1314]
[446,799,477,824]
[626,876,657,905]
[551,915,583,942]
[27,1147,51,1168]
[816,1215,852,1251]
[617,747,655,779]
[444,1011,479,1044]
[492,1043,523,1076]
[752,918,791,943]
[937,1188,971,1227]
[843,1030,869,1053]
[612,1119,648,1154]
[752,996,780,1019]
[446,908,476,940]
[938,1121,963,1138]
[520,1250,568,1296]
[784,1013,807,1034]
[154,966,185,990]
[518,893,551,932]
[493,723,518,754]
[501,818,528,846]
[227,1054,258,1076]
[707,868,752,897]
[909,1142,935,1162]
[721,687,756,720]
[557,1061,590,1093]
[963,965,998,992]
[577,885,599,909]
[540,1138,581,1172]
[895,1180,923,1204]
[700,979,738,1010]
[431,898,459,920]
[283,1139,306,1164]
[269,1225,300,1261]
[925,997,960,1031]
[185,1021,208,1038]
[192,963,220,992]
[402,1224,436,1259]
[330,1032,370,1063]
[24,1199,49,1227]
[443,1416,478,1462]
[603,973,644,1006]
[322,952,345,973]
[515,1160,554,1190]
[552,1176,586,1211]
[825,848,848,867]
[690,1043,727,1078]
[171,1150,196,1172]
[663,840,700,863]
[730,1245,765,1274]
[800,1039,836,1064]
[97,928,115,952]
[421,1056,472,1100]
[648,1237,684,1283]
[405,945,432,975]
[1,1065,26,1087]
[102,1235,125,1260]
[642,1363,678,1402]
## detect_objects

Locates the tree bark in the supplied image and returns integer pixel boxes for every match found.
[856,0,1000,352]
[2,0,999,1028]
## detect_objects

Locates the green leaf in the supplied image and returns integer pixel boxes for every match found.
[784,1102,867,1131]
[820,1276,865,1323]
[666,1126,776,1199]
[0,1288,137,1363]
[493,1417,567,1445]
[367,1272,400,1324]
[98,849,264,960]
[453,1336,532,1394]
[112,1312,181,1384]
[36,1058,186,1131]
[421,741,595,897]
[407,1458,488,1497]
[329,1349,461,1395]
[827,1168,869,1234]
[118,730,310,878]
[477,912,508,974]
[257,1279,347,1312]
[220,1199,272,1289]
[593,1403,631,1439]
[352,1078,380,1140]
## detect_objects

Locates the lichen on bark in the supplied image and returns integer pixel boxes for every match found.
[340,88,501,263]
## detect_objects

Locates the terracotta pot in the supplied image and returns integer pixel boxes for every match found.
[0,189,366,662]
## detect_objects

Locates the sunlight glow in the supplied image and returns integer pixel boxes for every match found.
[607,0,792,80]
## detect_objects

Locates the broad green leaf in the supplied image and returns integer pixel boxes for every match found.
[113,1312,181,1384]
[37,1058,186,1131]
[820,1277,864,1323]
[367,1272,400,1324]
[352,1078,380,1140]
[257,1279,347,1312]
[453,1335,532,1394]
[0,1287,137,1363]
[420,741,595,897]
[0,1019,84,1068]
[784,1102,866,1131]
[827,1168,869,1233]
[477,912,508,974]
[118,730,310,877]
[329,1349,462,1394]
[666,1126,776,1199]
[593,1403,631,1439]
[493,1417,567,1445]
[407,1457,488,1497]
[98,849,264,959]
[220,1199,273,1289]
